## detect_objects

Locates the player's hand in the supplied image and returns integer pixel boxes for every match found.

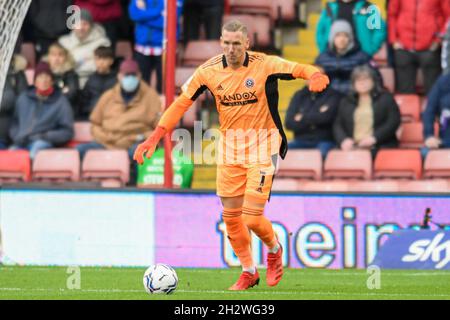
[309,73,330,92]
[133,126,166,165]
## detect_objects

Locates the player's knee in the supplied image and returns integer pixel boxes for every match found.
[242,214,261,229]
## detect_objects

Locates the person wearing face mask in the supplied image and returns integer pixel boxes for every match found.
[76,59,161,184]
[316,0,387,57]
[8,62,74,160]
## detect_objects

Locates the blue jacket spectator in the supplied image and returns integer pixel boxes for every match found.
[316,20,371,95]
[9,62,74,159]
[442,21,450,75]
[422,73,450,153]
[285,87,341,158]
[316,0,386,56]
[129,0,183,93]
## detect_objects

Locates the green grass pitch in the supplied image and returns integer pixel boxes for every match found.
[0,266,449,300]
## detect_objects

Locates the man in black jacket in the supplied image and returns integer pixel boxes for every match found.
[183,0,224,43]
[333,65,401,157]
[27,0,72,60]
[285,86,341,158]
[77,46,117,120]
[0,56,28,149]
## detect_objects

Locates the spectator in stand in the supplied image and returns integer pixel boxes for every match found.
[27,0,71,60]
[129,0,184,93]
[76,59,161,160]
[78,46,117,121]
[0,55,29,149]
[285,85,341,159]
[9,62,74,160]
[421,73,450,158]
[316,20,371,95]
[388,0,450,94]
[59,9,111,88]
[316,0,387,57]
[76,60,161,185]
[183,0,223,43]
[333,65,400,157]
[73,0,124,48]
[43,43,80,114]
[442,20,450,75]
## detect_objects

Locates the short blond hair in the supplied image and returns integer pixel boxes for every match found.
[222,20,248,36]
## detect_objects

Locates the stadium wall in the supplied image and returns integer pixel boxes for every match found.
[0,188,449,269]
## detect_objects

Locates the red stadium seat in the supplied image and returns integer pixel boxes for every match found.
[379,68,395,93]
[277,150,322,180]
[423,150,450,179]
[223,14,272,48]
[115,41,133,59]
[32,149,80,182]
[272,178,300,191]
[398,122,424,148]
[66,122,94,148]
[379,67,395,93]
[82,150,130,187]
[229,0,272,17]
[271,0,296,24]
[399,180,449,193]
[21,42,36,69]
[182,41,223,67]
[374,149,422,180]
[324,150,372,180]
[347,180,400,192]
[0,150,31,183]
[394,94,421,123]
[299,180,349,192]
[175,67,196,92]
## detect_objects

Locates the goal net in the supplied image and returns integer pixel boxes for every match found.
[0,0,32,109]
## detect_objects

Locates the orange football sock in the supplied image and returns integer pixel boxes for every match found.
[222,207,254,269]
[242,206,278,250]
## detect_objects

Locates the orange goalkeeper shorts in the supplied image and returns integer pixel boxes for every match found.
[216,154,278,200]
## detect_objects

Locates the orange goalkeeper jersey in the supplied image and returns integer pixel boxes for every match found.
[176,51,319,163]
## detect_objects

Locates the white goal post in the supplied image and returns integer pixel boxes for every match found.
[0,0,32,109]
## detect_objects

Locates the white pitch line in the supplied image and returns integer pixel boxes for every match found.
[0,287,449,298]
[1,267,449,277]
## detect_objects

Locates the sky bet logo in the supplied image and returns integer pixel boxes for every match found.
[218,91,258,107]
[401,233,450,269]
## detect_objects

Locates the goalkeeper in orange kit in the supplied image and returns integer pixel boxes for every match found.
[134,20,329,291]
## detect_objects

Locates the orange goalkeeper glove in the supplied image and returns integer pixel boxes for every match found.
[133,126,167,165]
[309,72,330,92]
